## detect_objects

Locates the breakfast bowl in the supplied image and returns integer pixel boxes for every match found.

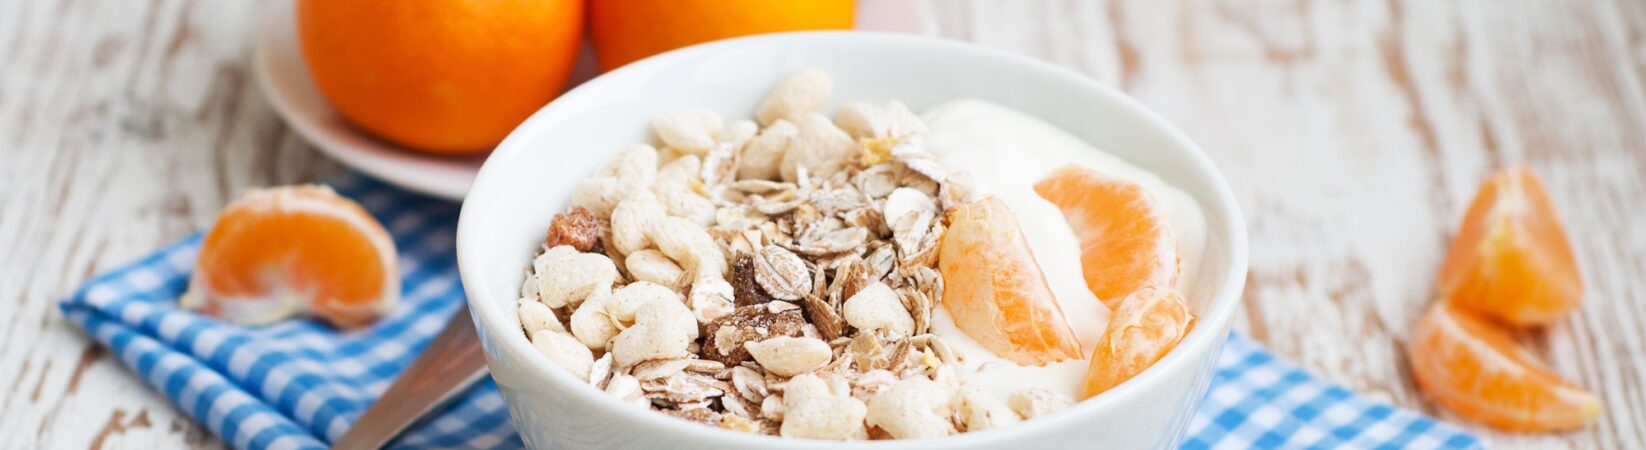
[456,32,1248,450]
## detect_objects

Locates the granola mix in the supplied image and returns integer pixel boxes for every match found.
[515,70,1073,440]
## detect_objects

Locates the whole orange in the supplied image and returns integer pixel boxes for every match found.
[296,0,582,155]
[590,0,854,71]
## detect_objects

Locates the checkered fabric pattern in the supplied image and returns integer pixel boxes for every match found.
[59,172,1480,450]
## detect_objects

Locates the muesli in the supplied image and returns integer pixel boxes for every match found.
[514,70,1202,440]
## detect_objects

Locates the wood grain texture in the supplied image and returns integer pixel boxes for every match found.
[1,0,1640,449]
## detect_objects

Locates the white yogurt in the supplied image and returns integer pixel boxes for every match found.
[922,99,1208,400]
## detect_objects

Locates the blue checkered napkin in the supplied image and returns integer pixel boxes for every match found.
[60,172,1478,450]
[1182,335,1479,449]
[59,173,522,450]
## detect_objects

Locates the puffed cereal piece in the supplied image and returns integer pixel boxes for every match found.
[610,190,666,255]
[738,119,798,181]
[779,114,856,182]
[611,321,693,368]
[597,144,660,188]
[624,249,686,287]
[518,299,565,335]
[607,281,699,340]
[533,245,618,309]
[1008,388,1074,419]
[567,177,628,219]
[652,109,724,154]
[834,100,928,140]
[746,336,832,377]
[780,395,869,440]
[569,288,620,349]
[652,156,717,225]
[954,386,1021,432]
[756,69,832,126]
[687,275,736,323]
[649,216,727,279]
[532,330,594,380]
[722,119,759,148]
[866,376,957,439]
[842,282,914,337]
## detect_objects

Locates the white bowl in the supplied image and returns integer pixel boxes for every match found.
[457,32,1249,450]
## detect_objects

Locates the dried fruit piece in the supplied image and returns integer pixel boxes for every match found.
[185,185,397,328]
[731,253,774,306]
[701,305,806,366]
[937,197,1082,365]
[1438,166,1582,325]
[1081,287,1192,398]
[1407,301,1601,431]
[1033,164,1178,309]
[545,206,604,252]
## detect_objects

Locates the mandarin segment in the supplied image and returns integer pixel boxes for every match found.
[938,197,1082,365]
[1033,164,1178,309]
[1081,287,1193,399]
[1407,301,1601,431]
[185,185,399,328]
[1438,166,1582,326]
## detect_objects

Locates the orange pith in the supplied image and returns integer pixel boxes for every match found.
[1033,165,1178,309]
[1081,287,1193,399]
[1407,301,1601,431]
[186,185,398,328]
[938,197,1082,365]
[1438,166,1582,326]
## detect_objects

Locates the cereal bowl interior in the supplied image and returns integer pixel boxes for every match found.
[457,32,1248,450]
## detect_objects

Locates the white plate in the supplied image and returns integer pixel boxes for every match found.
[252,0,930,201]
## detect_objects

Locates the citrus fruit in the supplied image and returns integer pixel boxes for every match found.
[1033,164,1179,309]
[184,185,398,328]
[1438,166,1582,325]
[1082,287,1193,399]
[296,0,582,154]
[589,0,854,71]
[938,197,1082,365]
[1407,301,1601,431]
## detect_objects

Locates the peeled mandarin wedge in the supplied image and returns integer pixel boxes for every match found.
[1407,301,1601,431]
[1033,164,1178,309]
[183,185,398,328]
[1438,166,1582,326]
[1081,287,1193,399]
[938,197,1083,365]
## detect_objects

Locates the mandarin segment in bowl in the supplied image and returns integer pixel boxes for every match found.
[1438,166,1582,326]
[1081,287,1193,399]
[184,185,399,328]
[938,196,1082,366]
[1407,301,1601,431]
[1033,164,1178,309]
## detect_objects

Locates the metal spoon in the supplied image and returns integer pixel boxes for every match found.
[331,306,489,450]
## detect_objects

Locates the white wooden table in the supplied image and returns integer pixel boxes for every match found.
[4,1,1642,448]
